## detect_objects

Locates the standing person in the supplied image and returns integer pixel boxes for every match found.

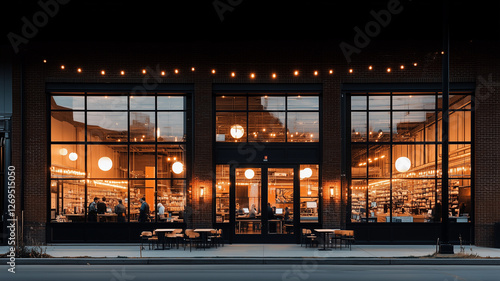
[267,202,274,219]
[249,204,257,218]
[88,197,98,222]
[284,206,291,222]
[157,203,165,219]
[114,199,127,223]
[139,197,150,223]
[97,197,107,214]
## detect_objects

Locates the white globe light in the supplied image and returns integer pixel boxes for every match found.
[172,161,184,174]
[98,157,113,171]
[68,152,78,161]
[230,124,245,139]
[59,148,68,156]
[395,157,411,173]
[300,168,313,179]
[245,169,255,179]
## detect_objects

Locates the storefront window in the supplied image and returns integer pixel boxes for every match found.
[50,93,188,223]
[348,91,472,224]
[215,165,230,223]
[215,93,320,143]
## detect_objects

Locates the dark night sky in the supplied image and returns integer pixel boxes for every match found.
[1,0,499,47]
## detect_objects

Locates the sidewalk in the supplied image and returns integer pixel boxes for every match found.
[2,244,500,264]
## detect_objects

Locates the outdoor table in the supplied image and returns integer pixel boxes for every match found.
[194,229,216,249]
[154,229,177,250]
[314,229,339,251]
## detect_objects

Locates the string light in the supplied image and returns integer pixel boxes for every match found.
[413,62,418,66]
[400,65,405,69]
[313,70,318,76]
[174,69,179,74]
[329,69,334,74]
[142,69,147,74]
[161,71,166,76]
[120,70,125,75]
[191,67,195,71]
[368,65,373,70]
[272,73,277,79]
[43,59,47,63]
[231,72,236,77]
[77,68,82,73]
[387,68,391,73]
[250,73,255,79]
[212,69,216,74]
[101,70,106,75]
[294,70,299,76]
[60,65,65,70]
[349,68,353,73]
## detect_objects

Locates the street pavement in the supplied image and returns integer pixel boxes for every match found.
[2,264,500,281]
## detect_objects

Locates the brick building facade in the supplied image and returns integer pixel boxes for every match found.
[1,38,499,246]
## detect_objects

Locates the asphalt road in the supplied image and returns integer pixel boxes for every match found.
[1,264,499,281]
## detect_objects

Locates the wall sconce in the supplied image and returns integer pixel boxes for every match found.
[330,186,335,198]
[200,186,204,198]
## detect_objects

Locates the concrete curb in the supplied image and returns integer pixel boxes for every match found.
[3,257,500,265]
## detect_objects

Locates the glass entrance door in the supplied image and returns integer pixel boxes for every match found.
[233,166,296,241]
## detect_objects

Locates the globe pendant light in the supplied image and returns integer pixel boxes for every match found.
[98,157,113,171]
[395,157,411,173]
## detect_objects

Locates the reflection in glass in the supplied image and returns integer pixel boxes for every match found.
[287,112,319,142]
[87,112,128,142]
[392,111,434,142]
[368,96,390,110]
[130,96,155,110]
[248,112,286,142]
[351,96,366,110]
[249,96,285,111]
[157,112,185,142]
[130,112,155,142]
[369,112,390,142]
[51,96,84,110]
[87,96,127,110]
[351,112,366,142]
[287,96,319,110]
[51,111,85,142]
[393,95,435,110]
[157,96,185,110]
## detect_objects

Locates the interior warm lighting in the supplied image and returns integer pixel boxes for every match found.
[231,72,236,77]
[294,70,299,76]
[101,70,105,75]
[120,70,125,75]
[230,124,245,139]
[368,65,373,70]
[59,148,68,156]
[98,157,113,171]
[300,168,313,179]
[200,186,204,197]
[349,68,353,73]
[330,187,334,198]
[245,169,255,179]
[172,161,184,174]
[387,68,391,73]
[77,68,82,73]
[395,157,411,172]
[68,152,78,161]
[142,69,146,74]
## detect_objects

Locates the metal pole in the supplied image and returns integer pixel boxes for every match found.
[439,0,454,254]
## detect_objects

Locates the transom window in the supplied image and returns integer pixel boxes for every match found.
[215,93,320,143]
